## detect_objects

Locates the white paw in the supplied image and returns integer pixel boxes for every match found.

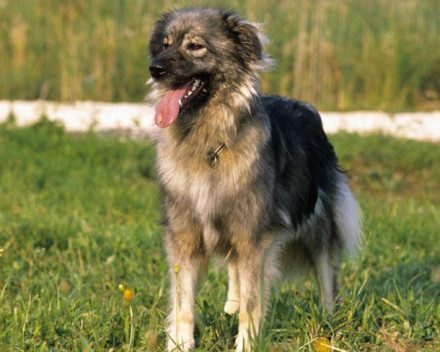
[235,330,250,352]
[167,337,194,352]
[167,323,195,352]
[235,336,244,352]
[224,300,240,315]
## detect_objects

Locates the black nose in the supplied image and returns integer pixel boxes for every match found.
[149,60,167,79]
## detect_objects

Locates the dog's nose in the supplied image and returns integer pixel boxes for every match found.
[149,61,167,79]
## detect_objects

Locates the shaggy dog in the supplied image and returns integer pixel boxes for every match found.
[147,8,361,352]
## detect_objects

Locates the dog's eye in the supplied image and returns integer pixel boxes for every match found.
[187,43,204,51]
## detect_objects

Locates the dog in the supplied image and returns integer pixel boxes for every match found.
[147,8,361,352]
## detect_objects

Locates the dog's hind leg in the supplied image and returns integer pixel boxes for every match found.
[224,262,240,314]
[314,173,361,313]
[314,248,340,313]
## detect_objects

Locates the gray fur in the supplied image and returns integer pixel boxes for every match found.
[147,8,361,352]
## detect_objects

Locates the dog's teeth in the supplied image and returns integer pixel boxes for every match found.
[187,91,192,96]
[202,88,207,93]
[193,79,200,88]
[178,99,182,106]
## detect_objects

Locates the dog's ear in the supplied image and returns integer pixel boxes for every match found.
[223,13,262,62]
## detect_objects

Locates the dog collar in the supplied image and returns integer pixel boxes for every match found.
[207,142,226,167]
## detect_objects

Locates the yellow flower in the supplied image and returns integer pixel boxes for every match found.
[314,337,331,352]
[119,283,125,292]
[123,289,135,303]
[174,264,179,274]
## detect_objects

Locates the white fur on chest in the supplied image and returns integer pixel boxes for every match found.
[158,146,233,222]
[156,109,270,250]
[158,146,261,253]
[157,131,265,223]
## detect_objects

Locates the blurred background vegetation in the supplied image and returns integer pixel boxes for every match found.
[1,0,440,111]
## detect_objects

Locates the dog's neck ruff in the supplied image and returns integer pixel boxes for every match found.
[207,142,226,167]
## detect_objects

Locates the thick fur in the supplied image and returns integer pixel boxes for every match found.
[148,8,361,352]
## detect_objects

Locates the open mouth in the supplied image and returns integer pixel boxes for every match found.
[154,76,208,128]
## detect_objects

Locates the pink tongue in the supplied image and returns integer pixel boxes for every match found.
[154,82,191,128]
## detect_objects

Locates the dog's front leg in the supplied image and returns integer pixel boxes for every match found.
[224,261,240,314]
[234,249,268,352]
[165,231,207,352]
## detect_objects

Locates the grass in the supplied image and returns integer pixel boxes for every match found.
[1,0,440,110]
[0,118,439,351]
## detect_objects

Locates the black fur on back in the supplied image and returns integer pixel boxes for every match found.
[263,95,338,228]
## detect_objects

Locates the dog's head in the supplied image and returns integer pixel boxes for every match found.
[148,8,272,128]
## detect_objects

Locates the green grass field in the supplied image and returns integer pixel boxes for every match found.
[2,0,440,110]
[0,118,439,351]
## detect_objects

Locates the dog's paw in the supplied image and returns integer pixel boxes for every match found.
[167,323,195,352]
[167,337,194,352]
[224,300,240,315]
[235,330,251,352]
